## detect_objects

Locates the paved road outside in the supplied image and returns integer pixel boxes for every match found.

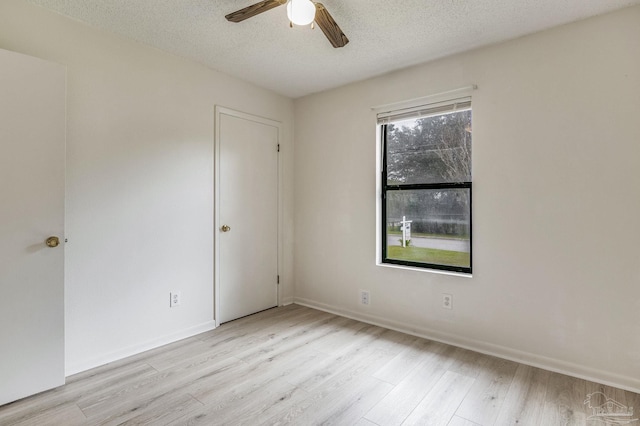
[390,235,470,252]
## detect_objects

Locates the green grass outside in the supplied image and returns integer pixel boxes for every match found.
[387,245,470,268]
[387,230,469,240]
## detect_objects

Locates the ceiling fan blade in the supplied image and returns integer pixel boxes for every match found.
[225,0,286,23]
[314,3,349,48]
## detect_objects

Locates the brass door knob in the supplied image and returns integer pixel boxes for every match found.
[46,236,60,248]
[220,225,231,232]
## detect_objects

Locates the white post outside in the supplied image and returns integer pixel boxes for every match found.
[401,216,412,247]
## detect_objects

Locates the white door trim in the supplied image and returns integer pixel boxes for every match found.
[214,106,283,327]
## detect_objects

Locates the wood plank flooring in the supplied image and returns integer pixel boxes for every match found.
[1,304,638,425]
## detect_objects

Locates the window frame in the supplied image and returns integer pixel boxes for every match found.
[379,110,473,274]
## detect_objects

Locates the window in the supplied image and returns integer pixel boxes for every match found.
[379,97,472,273]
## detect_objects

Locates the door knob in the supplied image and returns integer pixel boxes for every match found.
[45,236,60,248]
[220,225,231,232]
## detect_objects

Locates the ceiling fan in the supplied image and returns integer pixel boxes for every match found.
[225,0,349,48]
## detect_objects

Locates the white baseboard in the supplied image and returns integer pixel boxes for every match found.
[65,320,217,376]
[280,296,294,306]
[293,297,640,394]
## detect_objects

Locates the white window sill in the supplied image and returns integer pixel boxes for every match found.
[376,261,473,278]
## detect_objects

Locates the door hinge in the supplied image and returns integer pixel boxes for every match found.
[277,275,280,284]
[277,144,280,152]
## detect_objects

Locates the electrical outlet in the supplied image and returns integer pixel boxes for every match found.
[360,290,370,306]
[170,291,181,308]
[442,293,453,310]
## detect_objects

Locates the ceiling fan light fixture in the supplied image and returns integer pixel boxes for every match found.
[286,0,316,26]
[225,0,348,48]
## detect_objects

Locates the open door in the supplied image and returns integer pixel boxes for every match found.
[0,49,66,405]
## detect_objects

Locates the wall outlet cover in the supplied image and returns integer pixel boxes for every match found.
[170,291,181,308]
[442,293,453,310]
[360,290,370,305]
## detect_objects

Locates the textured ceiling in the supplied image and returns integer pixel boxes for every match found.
[28,0,640,98]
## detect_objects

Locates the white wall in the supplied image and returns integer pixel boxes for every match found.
[294,6,640,392]
[0,0,295,374]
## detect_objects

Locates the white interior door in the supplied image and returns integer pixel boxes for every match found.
[0,49,66,405]
[216,108,279,324]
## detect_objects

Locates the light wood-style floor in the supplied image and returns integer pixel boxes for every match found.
[1,304,638,425]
